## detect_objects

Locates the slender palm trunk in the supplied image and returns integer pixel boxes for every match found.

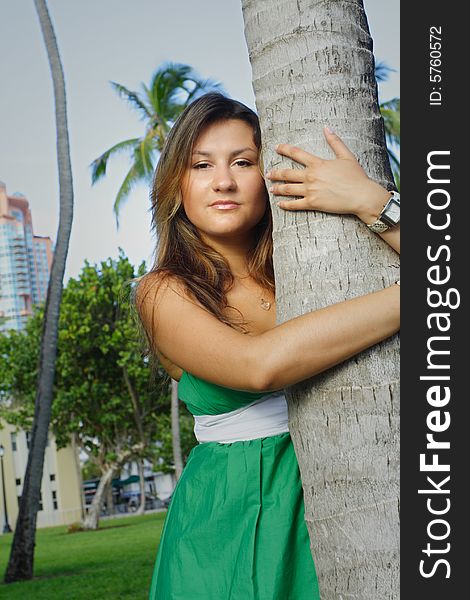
[242,1,399,598]
[171,379,184,481]
[5,0,74,583]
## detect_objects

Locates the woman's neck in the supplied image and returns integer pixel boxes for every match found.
[201,233,252,277]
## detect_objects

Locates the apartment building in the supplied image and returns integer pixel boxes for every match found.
[0,422,83,529]
[0,181,53,332]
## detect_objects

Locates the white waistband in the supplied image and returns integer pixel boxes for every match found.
[193,391,289,444]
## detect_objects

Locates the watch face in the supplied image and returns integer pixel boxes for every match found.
[382,197,400,226]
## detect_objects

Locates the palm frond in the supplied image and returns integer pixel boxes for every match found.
[95,62,222,224]
[386,140,400,192]
[388,147,400,170]
[390,159,400,191]
[380,98,400,145]
[113,139,157,225]
[147,62,219,121]
[90,138,141,184]
[113,162,144,227]
[380,97,400,111]
[375,60,395,83]
[110,81,152,120]
[139,132,158,178]
[184,77,222,104]
[152,66,188,116]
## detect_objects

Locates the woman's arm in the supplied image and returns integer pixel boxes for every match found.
[267,128,400,254]
[137,274,399,393]
[155,348,183,381]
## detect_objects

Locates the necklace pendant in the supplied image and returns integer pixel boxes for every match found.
[260,299,271,311]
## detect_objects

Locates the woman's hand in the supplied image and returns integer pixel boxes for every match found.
[266,127,392,224]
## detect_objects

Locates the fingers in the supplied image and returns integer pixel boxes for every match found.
[267,167,305,183]
[273,130,356,170]
[323,126,355,159]
[275,143,319,167]
[269,182,305,197]
[276,198,312,211]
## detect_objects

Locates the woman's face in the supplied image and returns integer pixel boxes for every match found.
[181,119,267,245]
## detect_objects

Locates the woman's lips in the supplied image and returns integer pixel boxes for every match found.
[210,202,240,210]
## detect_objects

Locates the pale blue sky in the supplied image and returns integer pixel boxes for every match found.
[0,0,399,280]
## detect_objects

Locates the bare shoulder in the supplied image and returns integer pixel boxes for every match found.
[135,271,191,381]
[134,270,260,390]
[136,270,193,308]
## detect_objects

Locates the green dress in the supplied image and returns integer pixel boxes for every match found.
[149,371,320,600]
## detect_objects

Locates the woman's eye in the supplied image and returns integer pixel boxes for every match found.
[193,162,211,169]
[234,160,252,167]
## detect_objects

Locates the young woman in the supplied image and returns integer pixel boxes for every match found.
[136,93,400,600]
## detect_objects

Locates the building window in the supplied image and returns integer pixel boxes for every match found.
[17,495,21,507]
[39,492,43,511]
[50,474,55,482]
[26,431,31,449]
[52,490,58,510]
[10,432,17,451]
[15,478,21,486]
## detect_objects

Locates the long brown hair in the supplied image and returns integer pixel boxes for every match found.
[136,92,274,344]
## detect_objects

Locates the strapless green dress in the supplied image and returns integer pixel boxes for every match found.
[148,371,320,599]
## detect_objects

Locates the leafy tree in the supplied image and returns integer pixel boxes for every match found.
[81,459,101,482]
[0,253,197,529]
[90,62,221,223]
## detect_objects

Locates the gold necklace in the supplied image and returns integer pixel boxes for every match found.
[233,275,273,311]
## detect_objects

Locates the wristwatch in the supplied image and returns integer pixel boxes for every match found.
[367,191,400,233]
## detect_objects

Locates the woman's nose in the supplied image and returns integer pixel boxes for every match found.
[212,166,236,191]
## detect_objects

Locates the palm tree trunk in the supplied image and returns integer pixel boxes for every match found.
[5,0,74,583]
[241,1,399,599]
[171,379,184,480]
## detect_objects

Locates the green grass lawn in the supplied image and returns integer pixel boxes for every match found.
[0,511,166,599]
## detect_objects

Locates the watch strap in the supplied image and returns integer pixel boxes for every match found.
[367,219,390,233]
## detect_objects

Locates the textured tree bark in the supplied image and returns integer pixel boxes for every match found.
[105,480,115,516]
[136,459,146,515]
[81,444,144,530]
[241,1,399,598]
[83,467,117,530]
[5,0,74,583]
[71,430,86,521]
[122,367,146,513]
[171,379,184,480]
